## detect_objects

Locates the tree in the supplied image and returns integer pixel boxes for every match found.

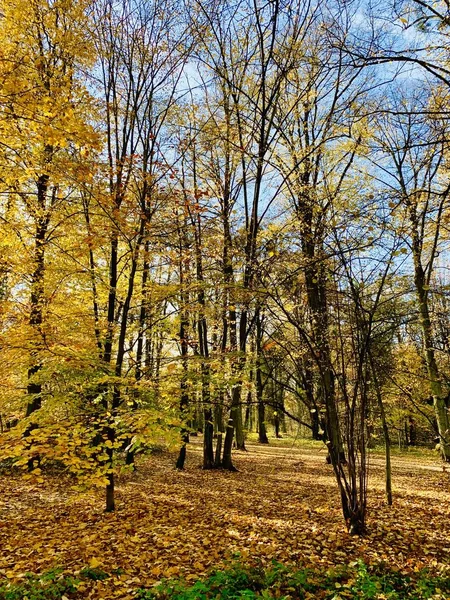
[91,0,195,510]
[0,0,99,417]
[370,86,450,460]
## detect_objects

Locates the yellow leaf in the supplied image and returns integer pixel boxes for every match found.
[89,557,101,568]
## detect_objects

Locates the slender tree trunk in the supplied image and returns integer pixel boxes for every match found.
[244,389,252,432]
[176,325,190,469]
[369,351,392,505]
[135,239,150,382]
[222,303,240,469]
[274,417,280,438]
[256,309,268,444]
[412,229,450,461]
[203,402,215,469]
[232,308,247,450]
[100,198,121,511]
[82,194,102,353]
[175,207,191,469]
[105,452,115,512]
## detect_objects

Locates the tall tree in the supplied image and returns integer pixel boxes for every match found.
[371,87,450,460]
[0,0,98,417]
[92,0,193,510]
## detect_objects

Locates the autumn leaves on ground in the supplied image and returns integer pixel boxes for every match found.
[0,438,449,599]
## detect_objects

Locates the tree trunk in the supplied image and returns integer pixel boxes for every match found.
[82,194,102,353]
[256,309,269,444]
[135,238,150,382]
[412,239,450,461]
[203,406,215,469]
[244,390,253,432]
[311,409,321,440]
[214,432,223,467]
[175,331,190,470]
[175,215,190,470]
[369,351,392,506]
[222,418,237,471]
[295,198,343,460]
[105,472,115,512]
[26,174,50,417]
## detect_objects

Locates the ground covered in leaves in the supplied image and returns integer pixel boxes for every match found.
[0,438,449,599]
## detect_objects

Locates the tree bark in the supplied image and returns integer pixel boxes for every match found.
[26,174,50,417]
[411,219,450,461]
[222,418,237,471]
[369,351,392,506]
[256,309,269,444]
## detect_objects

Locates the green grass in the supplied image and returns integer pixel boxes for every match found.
[246,432,438,460]
[244,432,323,450]
[0,566,111,600]
[136,560,450,600]
[368,443,437,459]
[0,568,78,600]
[2,560,448,599]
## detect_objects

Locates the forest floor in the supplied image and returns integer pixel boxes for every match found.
[0,437,449,599]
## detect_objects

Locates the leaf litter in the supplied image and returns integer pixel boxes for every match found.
[0,439,449,599]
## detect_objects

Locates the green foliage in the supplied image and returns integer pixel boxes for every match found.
[136,563,265,600]
[79,566,109,581]
[0,401,181,489]
[136,560,450,600]
[0,568,77,600]
[0,566,113,599]
[2,562,449,600]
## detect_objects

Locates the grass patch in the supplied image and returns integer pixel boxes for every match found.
[1,561,448,599]
[0,565,111,599]
[136,560,450,600]
[244,433,324,450]
[0,568,78,600]
[78,566,109,581]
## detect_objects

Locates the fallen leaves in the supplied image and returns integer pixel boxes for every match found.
[0,439,449,599]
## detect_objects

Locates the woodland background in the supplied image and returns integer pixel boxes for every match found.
[0,0,450,562]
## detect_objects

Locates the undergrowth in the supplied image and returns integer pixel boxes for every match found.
[0,568,77,600]
[137,560,450,600]
[1,560,448,599]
